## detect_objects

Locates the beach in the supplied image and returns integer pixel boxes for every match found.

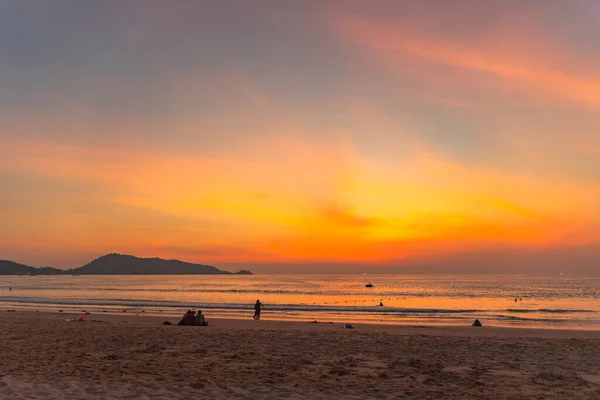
[2,312,600,399]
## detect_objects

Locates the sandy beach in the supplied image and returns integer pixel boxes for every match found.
[0,312,599,399]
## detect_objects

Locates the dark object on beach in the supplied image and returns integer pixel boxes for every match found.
[365,283,373,288]
[379,302,384,307]
[195,310,208,326]
[6,309,16,312]
[85,312,91,315]
[123,309,127,312]
[254,300,264,320]
[344,324,355,329]
[58,310,63,313]
[162,321,172,325]
[185,311,196,325]
[472,319,483,327]
[178,310,195,325]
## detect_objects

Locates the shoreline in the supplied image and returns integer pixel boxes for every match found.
[5,309,600,338]
[3,299,600,331]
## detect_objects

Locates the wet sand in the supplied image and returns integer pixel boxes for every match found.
[1,311,600,399]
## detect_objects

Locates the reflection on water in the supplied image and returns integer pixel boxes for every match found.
[1,274,599,329]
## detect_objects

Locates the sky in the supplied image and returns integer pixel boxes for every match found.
[1,1,600,274]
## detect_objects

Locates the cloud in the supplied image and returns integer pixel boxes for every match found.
[333,14,600,107]
[318,203,381,230]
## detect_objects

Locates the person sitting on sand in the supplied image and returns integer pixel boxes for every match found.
[253,300,264,320]
[178,310,194,325]
[185,310,197,325]
[195,310,208,326]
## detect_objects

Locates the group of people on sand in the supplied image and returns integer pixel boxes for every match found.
[177,300,264,326]
[178,310,208,326]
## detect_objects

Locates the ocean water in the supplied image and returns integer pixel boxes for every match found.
[1,274,599,330]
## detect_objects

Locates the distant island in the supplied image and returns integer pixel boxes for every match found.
[0,254,252,275]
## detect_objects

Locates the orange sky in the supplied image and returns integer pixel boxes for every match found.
[1,1,600,273]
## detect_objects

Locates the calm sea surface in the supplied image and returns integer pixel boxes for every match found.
[1,274,599,329]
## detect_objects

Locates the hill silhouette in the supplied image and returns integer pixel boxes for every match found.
[77,254,229,275]
[0,254,252,275]
[0,260,63,275]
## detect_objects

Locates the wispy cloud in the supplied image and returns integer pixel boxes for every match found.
[333,15,600,107]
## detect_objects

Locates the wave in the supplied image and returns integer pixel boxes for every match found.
[12,286,600,300]
[505,309,594,314]
[2,295,597,318]
[492,315,565,323]
[0,296,481,314]
[12,286,323,295]
[1,286,540,299]
[7,286,400,296]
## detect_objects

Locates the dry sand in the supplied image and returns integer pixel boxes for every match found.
[1,311,600,399]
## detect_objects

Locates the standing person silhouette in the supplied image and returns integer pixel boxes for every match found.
[253,300,264,320]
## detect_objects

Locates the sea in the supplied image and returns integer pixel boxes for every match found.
[1,274,599,330]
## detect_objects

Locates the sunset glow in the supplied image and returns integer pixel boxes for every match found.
[1,1,600,273]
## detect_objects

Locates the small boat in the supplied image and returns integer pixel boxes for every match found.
[365,283,374,288]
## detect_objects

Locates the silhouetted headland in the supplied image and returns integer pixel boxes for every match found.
[0,260,62,275]
[0,254,252,275]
